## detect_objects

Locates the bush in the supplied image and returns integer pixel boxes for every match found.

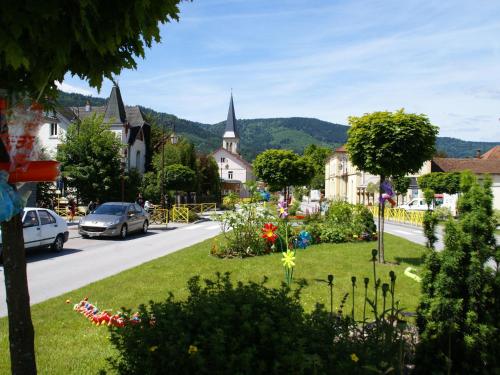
[108,273,415,375]
[319,201,377,243]
[494,209,500,227]
[433,206,452,221]
[288,200,301,216]
[215,203,273,257]
[222,192,239,210]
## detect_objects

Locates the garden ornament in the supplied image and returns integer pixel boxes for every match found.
[294,230,312,249]
[403,267,421,283]
[278,201,288,218]
[379,180,396,207]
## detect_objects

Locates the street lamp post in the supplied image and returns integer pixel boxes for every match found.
[161,122,165,208]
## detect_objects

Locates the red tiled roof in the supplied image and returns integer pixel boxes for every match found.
[481,145,500,160]
[335,145,347,153]
[432,157,500,174]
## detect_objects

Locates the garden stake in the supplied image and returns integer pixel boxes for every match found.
[382,283,389,320]
[351,276,356,321]
[371,249,379,317]
[363,277,369,333]
[328,274,334,318]
[389,271,396,320]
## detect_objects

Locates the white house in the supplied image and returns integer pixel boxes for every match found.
[212,94,254,197]
[38,85,150,174]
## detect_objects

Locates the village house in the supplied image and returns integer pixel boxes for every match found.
[38,85,151,174]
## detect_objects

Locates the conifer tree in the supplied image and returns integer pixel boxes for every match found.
[416,172,499,374]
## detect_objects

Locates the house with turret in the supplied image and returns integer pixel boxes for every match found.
[212,94,254,197]
[38,85,150,174]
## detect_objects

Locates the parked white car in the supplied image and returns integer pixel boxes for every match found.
[399,198,433,211]
[0,208,69,260]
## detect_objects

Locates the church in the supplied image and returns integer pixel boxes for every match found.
[212,95,254,198]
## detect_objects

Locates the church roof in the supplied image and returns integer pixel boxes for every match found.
[104,85,127,124]
[224,94,239,138]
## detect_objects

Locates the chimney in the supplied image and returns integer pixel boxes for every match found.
[475,149,481,159]
[85,100,91,112]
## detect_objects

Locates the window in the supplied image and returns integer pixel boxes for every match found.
[220,157,225,163]
[38,210,56,225]
[23,210,39,227]
[50,123,58,137]
[228,171,233,180]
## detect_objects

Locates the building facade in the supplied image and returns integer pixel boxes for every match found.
[325,145,500,209]
[38,85,150,174]
[212,94,254,197]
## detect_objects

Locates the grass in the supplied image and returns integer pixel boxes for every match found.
[0,233,426,374]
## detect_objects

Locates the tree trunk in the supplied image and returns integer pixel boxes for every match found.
[1,93,37,374]
[2,215,37,375]
[379,174,386,263]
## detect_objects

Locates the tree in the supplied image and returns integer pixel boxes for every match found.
[57,114,122,203]
[304,144,331,189]
[346,109,438,262]
[418,172,461,195]
[197,155,220,200]
[391,175,410,205]
[165,164,196,193]
[253,149,315,202]
[0,2,183,373]
[416,172,499,374]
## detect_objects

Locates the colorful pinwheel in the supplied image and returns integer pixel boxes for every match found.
[261,223,278,243]
[278,201,288,218]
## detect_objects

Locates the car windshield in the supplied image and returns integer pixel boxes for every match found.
[92,205,126,216]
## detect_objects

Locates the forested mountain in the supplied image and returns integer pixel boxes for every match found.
[56,90,499,161]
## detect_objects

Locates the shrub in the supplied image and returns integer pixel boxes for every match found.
[288,200,301,216]
[222,192,239,210]
[108,273,415,375]
[319,201,377,243]
[493,209,500,227]
[215,203,273,257]
[433,206,452,221]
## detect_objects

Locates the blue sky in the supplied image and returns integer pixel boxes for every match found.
[61,0,500,141]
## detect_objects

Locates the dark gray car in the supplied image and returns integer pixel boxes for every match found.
[78,202,149,239]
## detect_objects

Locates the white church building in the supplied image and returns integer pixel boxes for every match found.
[212,95,254,198]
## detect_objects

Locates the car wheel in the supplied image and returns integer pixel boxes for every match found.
[142,220,148,234]
[119,224,128,239]
[81,234,89,239]
[52,235,64,253]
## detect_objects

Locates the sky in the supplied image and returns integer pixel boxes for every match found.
[61,0,500,141]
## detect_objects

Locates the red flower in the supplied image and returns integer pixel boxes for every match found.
[261,223,278,243]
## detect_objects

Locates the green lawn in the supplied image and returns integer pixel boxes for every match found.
[0,234,426,374]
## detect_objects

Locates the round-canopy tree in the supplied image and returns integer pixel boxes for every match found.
[346,109,438,262]
[253,149,315,202]
[0,2,184,373]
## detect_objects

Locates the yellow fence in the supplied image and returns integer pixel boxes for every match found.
[368,207,424,226]
[177,203,217,214]
[172,207,189,223]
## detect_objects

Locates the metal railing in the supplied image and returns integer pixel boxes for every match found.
[176,203,217,214]
[368,207,424,226]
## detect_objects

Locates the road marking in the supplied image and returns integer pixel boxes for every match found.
[392,229,415,236]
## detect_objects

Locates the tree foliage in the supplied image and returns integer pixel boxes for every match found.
[0,1,183,98]
[304,144,331,189]
[346,109,438,177]
[253,149,315,192]
[391,176,411,196]
[418,172,461,195]
[165,164,196,192]
[416,172,499,374]
[57,114,122,202]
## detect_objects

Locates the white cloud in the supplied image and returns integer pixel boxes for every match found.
[55,81,95,96]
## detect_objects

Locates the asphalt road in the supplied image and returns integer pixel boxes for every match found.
[382,221,444,250]
[0,220,222,317]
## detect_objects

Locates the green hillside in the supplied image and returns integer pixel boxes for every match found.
[56,90,499,161]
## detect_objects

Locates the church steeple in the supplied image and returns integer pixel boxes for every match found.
[104,85,126,124]
[223,93,240,154]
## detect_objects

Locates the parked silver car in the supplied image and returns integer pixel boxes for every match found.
[78,202,149,239]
